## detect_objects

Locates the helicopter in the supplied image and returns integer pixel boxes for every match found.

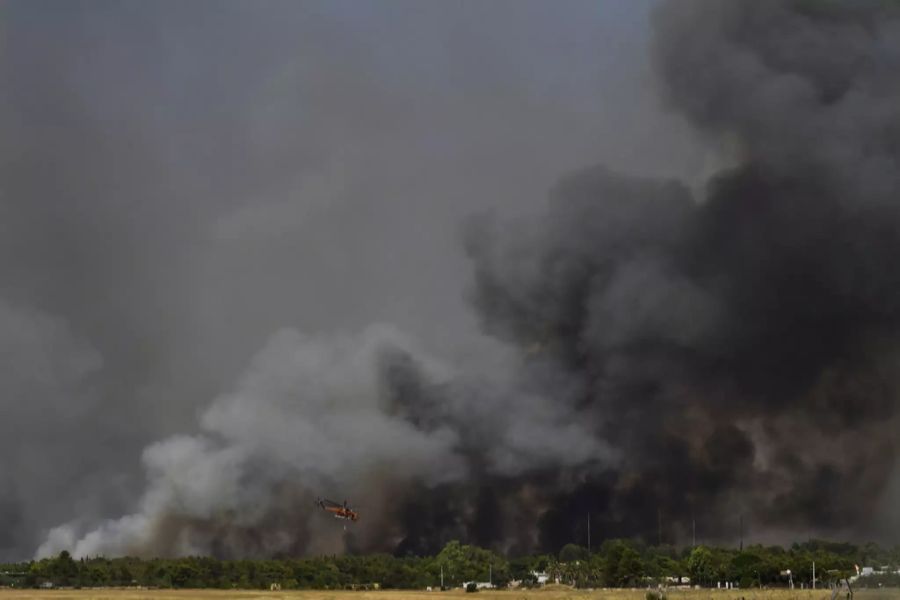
[315,497,359,522]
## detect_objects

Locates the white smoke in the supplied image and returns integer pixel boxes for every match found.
[37,324,458,557]
[38,322,609,558]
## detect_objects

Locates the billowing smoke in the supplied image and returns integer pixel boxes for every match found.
[20,0,900,559]
[39,325,462,558]
[465,0,900,546]
[38,323,612,558]
[3,0,682,561]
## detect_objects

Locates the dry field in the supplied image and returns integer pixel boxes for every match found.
[0,589,898,600]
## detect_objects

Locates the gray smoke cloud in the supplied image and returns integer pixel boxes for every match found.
[10,0,900,561]
[38,325,464,558]
[2,0,706,560]
[0,301,104,559]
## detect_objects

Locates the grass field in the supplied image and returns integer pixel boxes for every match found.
[1,588,899,600]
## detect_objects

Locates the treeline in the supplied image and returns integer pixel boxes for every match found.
[2,539,899,590]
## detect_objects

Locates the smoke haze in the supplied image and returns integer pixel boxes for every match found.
[3,0,899,560]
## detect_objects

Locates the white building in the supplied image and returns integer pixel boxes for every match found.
[532,571,551,585]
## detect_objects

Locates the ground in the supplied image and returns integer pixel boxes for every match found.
[0,589,896,600]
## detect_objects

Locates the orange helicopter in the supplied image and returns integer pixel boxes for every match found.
[315,497,359,522]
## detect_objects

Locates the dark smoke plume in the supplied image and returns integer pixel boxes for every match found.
[31,0,900,558]
[465,0,900,546]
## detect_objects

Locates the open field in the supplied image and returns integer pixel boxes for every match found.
[1,589,900,600]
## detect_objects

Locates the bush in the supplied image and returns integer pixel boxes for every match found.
[466,583,478,593]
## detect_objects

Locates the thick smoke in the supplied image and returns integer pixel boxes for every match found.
[3,0,695,561]
[466,0,900,546]
[38,324,609,558]
[17,0,900,559]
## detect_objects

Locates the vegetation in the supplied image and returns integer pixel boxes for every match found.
[7,590,897,600]
[2,539,900,590]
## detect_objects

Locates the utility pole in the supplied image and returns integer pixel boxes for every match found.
[739,514,744,551]
[441,566,444,590]
[813,561,816,590]
[587,513,591,553]
[489,564,492,587]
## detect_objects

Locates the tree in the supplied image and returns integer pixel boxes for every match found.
[435,540,507,587]
[559,544,590,563]
[509,556,536,584]
[601,540,645,587]
[7,537,890,590]
[617,547,644,586]
[688,546,713,586]
[731,550,763,588]
[49,551,79,586]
